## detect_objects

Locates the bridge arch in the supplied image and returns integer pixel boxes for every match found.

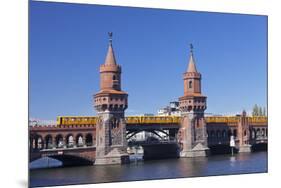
[261,128,265,137]
[251,129,256,139]
[45,135,53,149]
[222,130,227,139]
[127,129,169,142]
[233,129,237,137]
[55,134,64,148]
[256,128,261,138]
[76,134,84,147]
[210,130,215,138]
[34,135,44,150]
[66,134,74,148]
[85,133,93,146]
[227,130,232,137]
[30,154,93,167]
[29,134,36,150]
[49,154,93,166]
[216,130,221,139]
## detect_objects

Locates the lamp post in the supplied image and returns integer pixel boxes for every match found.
[230,135,235,155]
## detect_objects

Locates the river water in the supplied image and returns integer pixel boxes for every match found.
[29,151,267,187]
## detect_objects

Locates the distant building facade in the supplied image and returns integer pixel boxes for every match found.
[157,101,181,116]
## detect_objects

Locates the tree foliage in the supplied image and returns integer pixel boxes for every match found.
[252,104,267,116]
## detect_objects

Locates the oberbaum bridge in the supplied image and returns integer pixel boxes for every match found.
[29,33,267,166]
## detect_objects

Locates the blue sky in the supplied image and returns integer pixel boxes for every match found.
[29,1,267,120]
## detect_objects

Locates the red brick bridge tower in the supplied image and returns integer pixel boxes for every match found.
[237,110,252,152]
[94,32,129,165]
[178,44,209,157]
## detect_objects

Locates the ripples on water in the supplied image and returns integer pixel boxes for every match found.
[30,151,267,187]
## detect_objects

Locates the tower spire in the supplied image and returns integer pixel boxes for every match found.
[104,32,116,65]
[187,43,198,73]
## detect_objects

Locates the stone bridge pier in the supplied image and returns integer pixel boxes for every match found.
[237,111,251,152]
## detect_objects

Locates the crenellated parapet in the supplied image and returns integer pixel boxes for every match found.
[94,92,128,112]
[183,72,201,79]
[100,64,121,73]
[179,95,207,112]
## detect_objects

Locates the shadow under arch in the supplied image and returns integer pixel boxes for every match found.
[126,130,179,160]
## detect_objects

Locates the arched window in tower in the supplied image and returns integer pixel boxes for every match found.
[189,81,192,88]
[112,75,119,90]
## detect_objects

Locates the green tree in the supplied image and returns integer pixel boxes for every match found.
[259,107,263,116]
[252,104,259,116]
[252,104,266,116]
[263,107,266,116]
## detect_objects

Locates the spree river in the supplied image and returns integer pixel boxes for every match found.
[30,151,267,187]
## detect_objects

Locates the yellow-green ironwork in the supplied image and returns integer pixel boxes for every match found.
[57,116,97,125]
[57,116,267,126]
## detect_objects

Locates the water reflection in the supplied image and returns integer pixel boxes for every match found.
[30,157,62,169]
[230,156,236,167]
[30,152,267,187]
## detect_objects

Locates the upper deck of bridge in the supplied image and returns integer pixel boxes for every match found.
[55,116,267,127]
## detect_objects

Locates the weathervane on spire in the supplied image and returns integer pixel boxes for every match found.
[108,32,113,44]
[190,43,194,53]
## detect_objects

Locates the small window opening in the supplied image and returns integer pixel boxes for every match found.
[189,81,192,88]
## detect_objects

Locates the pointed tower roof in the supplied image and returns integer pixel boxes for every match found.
[187,44,198,73]
[104,32,117,65]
